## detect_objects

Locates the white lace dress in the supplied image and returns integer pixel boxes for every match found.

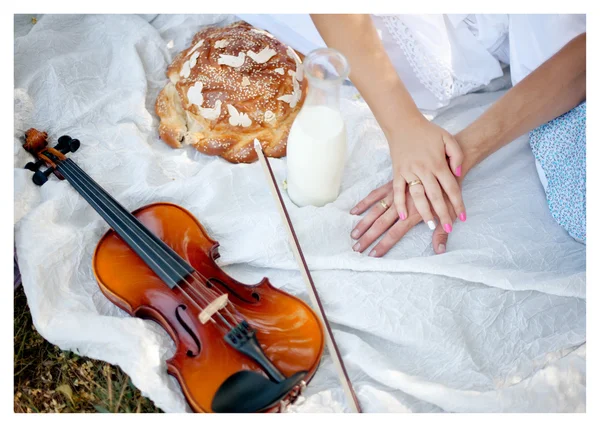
[237,14,585,111]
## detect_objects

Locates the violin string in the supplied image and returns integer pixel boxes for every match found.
[58,160,237,332]
[58,161,225,323]
[58,160,233,326]
[63,160,241,326]
[63,160,211,285]
[188,272,241,325]
[60,161,236,331]
[62,159,240,326]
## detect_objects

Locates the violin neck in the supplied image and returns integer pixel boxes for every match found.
[55,158,194,288]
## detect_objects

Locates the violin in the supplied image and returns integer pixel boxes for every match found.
[22,129,325,413]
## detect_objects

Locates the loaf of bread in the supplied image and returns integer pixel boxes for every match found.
[155,21,307,163]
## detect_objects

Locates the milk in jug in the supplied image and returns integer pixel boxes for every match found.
[286,48,350,207]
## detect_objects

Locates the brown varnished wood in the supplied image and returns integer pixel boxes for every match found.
[92,202,324,412]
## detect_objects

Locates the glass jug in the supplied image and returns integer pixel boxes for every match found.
[286,48,350,207]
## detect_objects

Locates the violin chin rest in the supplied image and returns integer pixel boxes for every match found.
[211,370,307,413]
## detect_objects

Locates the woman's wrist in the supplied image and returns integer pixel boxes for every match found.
[384,110,428,144]
[454,132,476,176]
[454,124,494,178]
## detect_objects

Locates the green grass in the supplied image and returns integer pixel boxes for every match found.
[14,286,162,413]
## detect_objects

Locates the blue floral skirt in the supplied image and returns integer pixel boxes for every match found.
[529,102,586,243]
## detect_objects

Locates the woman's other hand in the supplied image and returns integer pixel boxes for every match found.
[387,116,466,233]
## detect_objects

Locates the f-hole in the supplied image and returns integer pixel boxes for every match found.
[175,305,201,357]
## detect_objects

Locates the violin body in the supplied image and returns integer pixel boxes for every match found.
[93,202,324,412]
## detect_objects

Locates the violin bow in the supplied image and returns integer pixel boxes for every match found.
[253,140,362,413]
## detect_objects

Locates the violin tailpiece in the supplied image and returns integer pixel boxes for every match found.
[224,321,285,382]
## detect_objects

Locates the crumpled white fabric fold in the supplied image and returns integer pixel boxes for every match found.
[14,14,585,413]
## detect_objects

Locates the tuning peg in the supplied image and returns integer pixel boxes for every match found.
[68,139,80,153]
[32,167,55,186]
[55,135,80,154]
[24,160,43,171]
[55,135,72,151]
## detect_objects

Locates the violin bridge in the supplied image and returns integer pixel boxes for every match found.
[198,294,229,324]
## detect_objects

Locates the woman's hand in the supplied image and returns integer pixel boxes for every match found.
[350,179,459,257]
[385,115,466,233]
[311,15,466,230]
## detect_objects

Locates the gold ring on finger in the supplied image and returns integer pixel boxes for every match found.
[408,179,423,187]
[379,199,389,210]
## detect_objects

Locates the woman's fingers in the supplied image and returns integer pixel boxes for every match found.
[432,222,449,254]
[406,175,436,230]
[350,181,393,215]
[351,192,393,241]
[432,195,457,254]
[371,214,421,257]
[393,177,407,221]
[353,203,399,255]
[436,168,467,221]
[442,133,464,177]
[421,174,453,233]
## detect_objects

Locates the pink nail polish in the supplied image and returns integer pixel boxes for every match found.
[368,249,377,257]
[350,207,358,215]
[455,165,462,177]
[399,212,406,221]
[353,242,361,252]
[443,223,452,233]
[459,212,467,222]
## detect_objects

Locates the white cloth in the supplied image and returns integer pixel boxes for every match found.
[239,14,585,111]
[507,14,586,85]
[14,14,585,413]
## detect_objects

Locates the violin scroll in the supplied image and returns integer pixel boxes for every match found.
[22,129,80,186]
[23,128,48,155]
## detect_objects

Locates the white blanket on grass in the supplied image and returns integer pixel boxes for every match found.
[14,14,586,413]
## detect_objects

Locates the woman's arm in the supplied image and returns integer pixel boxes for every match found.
[311,14,466,236]
[430,33,586,252]
[457,33,586,175]
[350,32,586,256]
[310,15,420,138]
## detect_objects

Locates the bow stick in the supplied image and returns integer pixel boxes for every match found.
[253,139,362,413]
